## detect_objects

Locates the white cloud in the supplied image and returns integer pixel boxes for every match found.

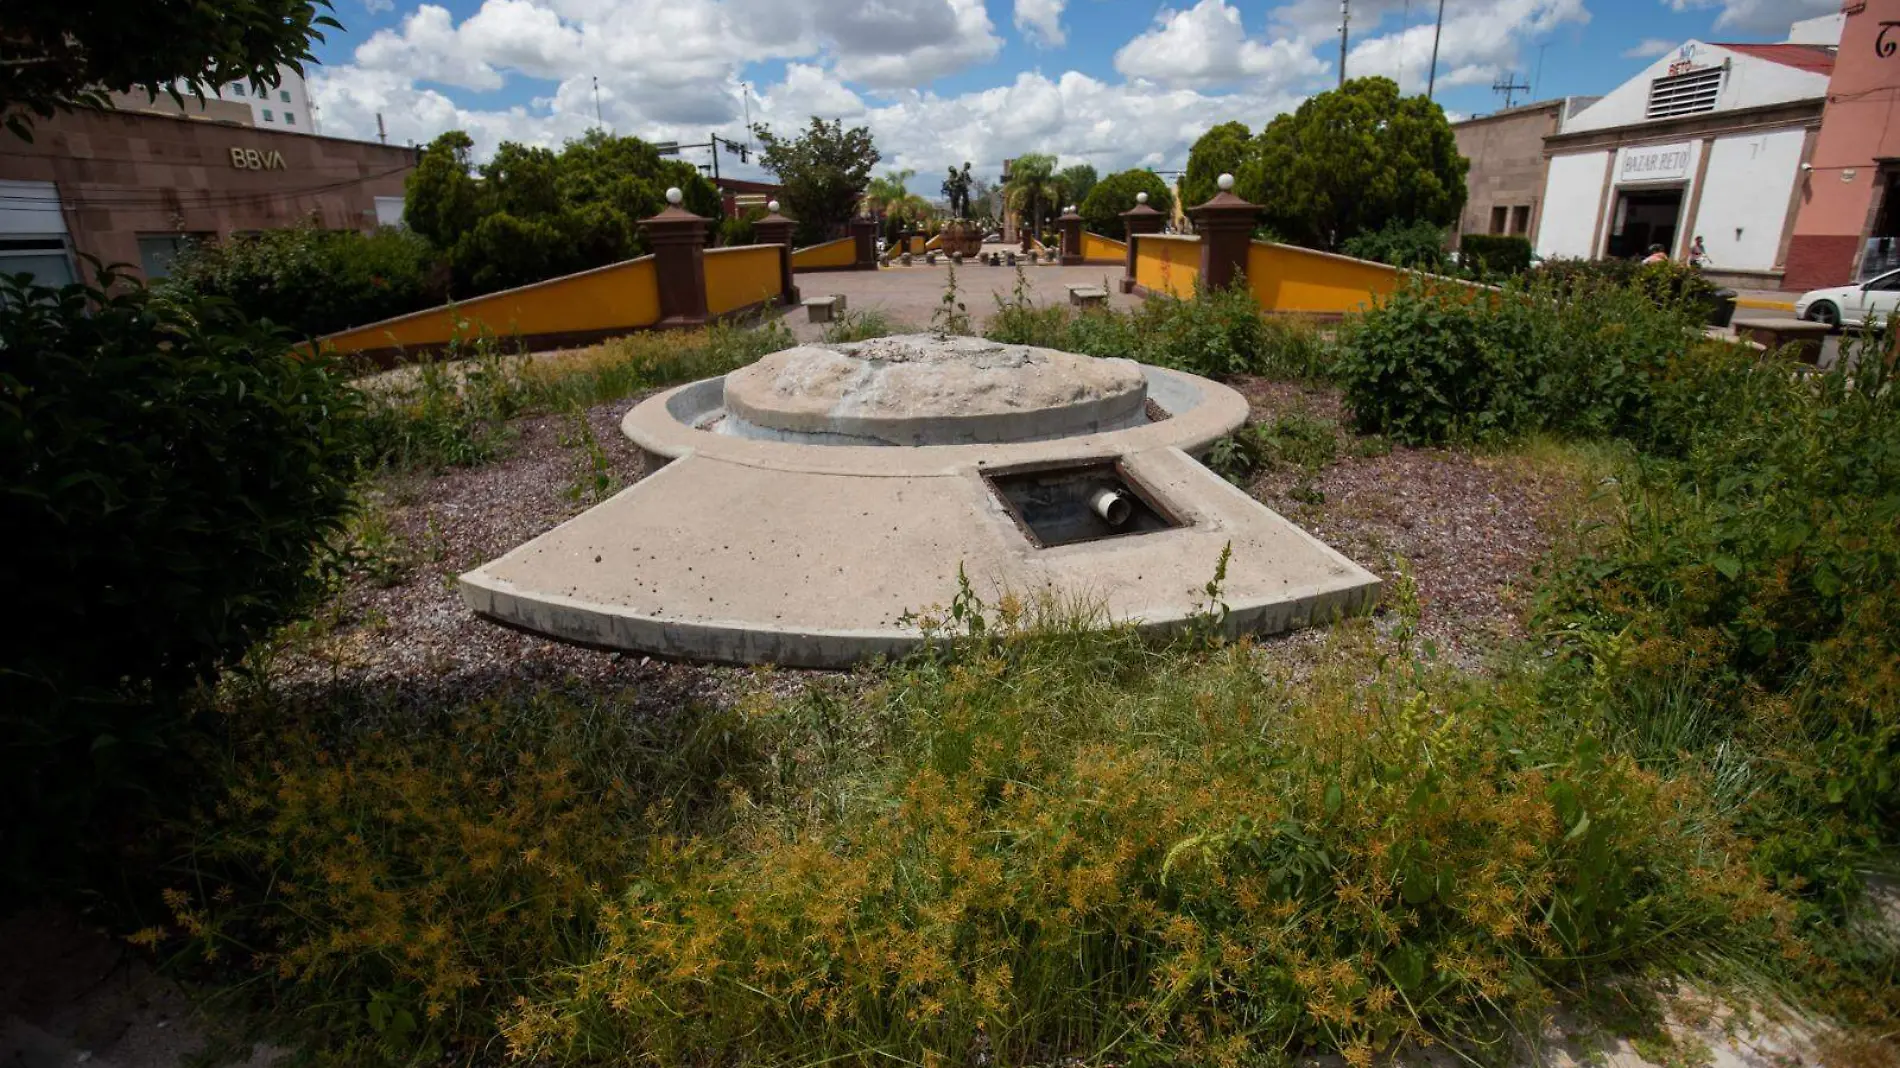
[1114,0,1327,90]
[1662,0,1837,35]
[1014,0,1067,47]
[362,0,394,12]
[1338,0,1589,95]
[310,0,1316,179]
[1622,37,1676,58]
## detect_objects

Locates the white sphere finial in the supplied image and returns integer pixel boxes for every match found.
[767,199,780,213]
[1135,192,1149,204]
[665,186,683,205]
[1217,173,1235,191]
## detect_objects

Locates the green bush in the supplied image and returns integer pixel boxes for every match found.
[1536,333,1900,914]
[0,269,365,885]
[1335,282,1536,444]
[1338,276,1705,445]
[1339,218,1450,271]
[165,225,444,340]
[1458,234,1533,277]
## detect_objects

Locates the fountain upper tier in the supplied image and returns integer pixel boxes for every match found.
[720,334,1149,446]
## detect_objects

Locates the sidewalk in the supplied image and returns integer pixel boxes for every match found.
[1732,287,1796,313]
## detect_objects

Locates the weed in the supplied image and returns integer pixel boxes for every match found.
[559,406,616,505]
[822,308,898,343]
[932,263,973,338]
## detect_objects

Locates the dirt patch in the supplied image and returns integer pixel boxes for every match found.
[267,397,799,716]
[1229,376,1593,665]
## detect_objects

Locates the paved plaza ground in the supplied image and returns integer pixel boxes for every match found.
[777,259,1139,341]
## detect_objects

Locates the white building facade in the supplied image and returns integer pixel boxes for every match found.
[1534,35,1836,287]
[214,65,316,134]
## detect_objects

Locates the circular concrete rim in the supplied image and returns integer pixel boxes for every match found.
[623,363,1249,476]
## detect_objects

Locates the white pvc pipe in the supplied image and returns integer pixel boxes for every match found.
[1089,487,1132,526]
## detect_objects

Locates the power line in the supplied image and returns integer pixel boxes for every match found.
[1427,0,1446,99]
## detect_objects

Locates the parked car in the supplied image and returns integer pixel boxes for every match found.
[1796,268,1900,329]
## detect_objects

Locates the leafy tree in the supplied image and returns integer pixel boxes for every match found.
[752,117,880,246]
[405,131,482,251]
[1182,121,1251,209]
[403,128,717,297]
[1005,153,1063,241]
[1,0,338,139]
[1056,163,1098,208]
[1339,218,1451,270]
[1079,169,1173,238]
[1237,78,1467,250]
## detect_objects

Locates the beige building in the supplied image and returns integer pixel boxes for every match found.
[0,106,414,284]
[1451,97,1598,245]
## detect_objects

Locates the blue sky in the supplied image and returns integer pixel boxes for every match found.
[302,0,1836,186]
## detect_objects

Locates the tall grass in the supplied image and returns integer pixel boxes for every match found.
[358,320,796,472]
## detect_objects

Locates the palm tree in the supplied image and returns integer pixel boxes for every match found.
[864,169,924,219]
[1004,153,1060,242]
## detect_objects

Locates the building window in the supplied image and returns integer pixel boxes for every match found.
[262,108,273,122]
[280,89,291,102]
[231,83,245,97]
[0,237,77,289]
[1489,206,1508,234]
[285,111,296,125]
[136,233,207,279]
[1510,205,1530,236]
[1646,66,1723,120]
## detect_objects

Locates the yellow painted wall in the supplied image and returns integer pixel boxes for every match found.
[792,237,857,270]
[705,244,783,316]
[906,235,927,255]
[1133,234,1200,296]
[1081,232,1126,263]
[319,256,661,356]
[1245,242,1403,316]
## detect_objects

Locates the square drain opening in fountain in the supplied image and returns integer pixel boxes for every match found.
[984,459,1184,548]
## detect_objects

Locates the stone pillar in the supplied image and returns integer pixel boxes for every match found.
[849,215,879,270]
[640,187,709,329]
[1119,192,1165,294]
[1057,206,1083,267]
[1189,173,1259,292]
[751,200,799,306]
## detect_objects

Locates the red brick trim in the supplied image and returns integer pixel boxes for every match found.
[1782,234,1863,292]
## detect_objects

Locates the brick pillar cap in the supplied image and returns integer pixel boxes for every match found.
[643,204,708,227]
[757,210,795,225]
[1120,203,1162,220]
[1191,190,1257,219]
[1058,208,1082,221]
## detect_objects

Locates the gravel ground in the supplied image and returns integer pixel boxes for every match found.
[1227,376,1597,667]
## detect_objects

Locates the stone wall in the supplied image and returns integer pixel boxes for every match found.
[1452,102,1561,244]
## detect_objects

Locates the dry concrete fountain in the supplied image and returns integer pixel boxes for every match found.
[461,334,1379,667]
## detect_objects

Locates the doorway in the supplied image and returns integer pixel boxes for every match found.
[1605,187,1684,260]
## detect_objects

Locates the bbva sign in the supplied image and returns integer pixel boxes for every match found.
[229,147,288,171]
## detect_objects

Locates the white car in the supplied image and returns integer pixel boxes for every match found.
[1795,267,1900,330]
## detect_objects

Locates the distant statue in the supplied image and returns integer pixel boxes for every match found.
[942,162,973,219]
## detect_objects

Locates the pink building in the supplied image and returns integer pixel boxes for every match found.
[1786,0,1900,291]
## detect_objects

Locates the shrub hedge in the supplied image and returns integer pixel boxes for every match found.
[0,269,365,887]
[1457,234,1533,277]
[164,224,444,340]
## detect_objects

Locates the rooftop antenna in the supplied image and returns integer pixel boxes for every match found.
[1338,0,1350,87]
[1492,70,1531,109]
[1426,0,1446,99]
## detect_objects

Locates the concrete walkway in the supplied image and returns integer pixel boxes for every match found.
[780,262,1138,342]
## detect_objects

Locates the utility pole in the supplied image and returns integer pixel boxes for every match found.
[376,112,386,145]
[708,132,720,182]
[1427,0,1446,99]
[592,76,602,128]
[739,82,752,148]
[1338,0,1350,87]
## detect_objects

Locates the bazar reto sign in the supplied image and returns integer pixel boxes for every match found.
[1620,143,1692,183]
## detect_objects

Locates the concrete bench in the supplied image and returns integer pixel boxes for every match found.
[1733,317,1830,365]
[1068,285,1109,308]
[803,295,846,323]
